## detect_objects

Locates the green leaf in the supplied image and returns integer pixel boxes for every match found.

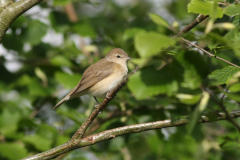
[53,0,71,6]
[232,15,240,26]
[123,28,144,40]
[187,91,210,134]
[28,79,50,96]
[0,109,21,137]
[149,13,170,28]
[50,55,72,67]
[176,51,208,89]
[128,68,178,100]
[229,83,240,92]
[72,23,96,38]
[134,31,176,58]
[224,4,240,16]
[225,92,240,102]
[188,0,223,18]
[0,143,27,160]
[22,20,48,45]
[22,134,52,151]
[55,72,82,89]
[209,66,240,85]
[56,135,69,146]
[176,94,202,105]
[49,11,70,33]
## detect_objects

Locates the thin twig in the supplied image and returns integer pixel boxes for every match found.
[203,87,240,132]
[22,109,240,160]
[181,38,240,69]
[174,14,209,37]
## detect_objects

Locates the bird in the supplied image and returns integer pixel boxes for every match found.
[53,48,132,109]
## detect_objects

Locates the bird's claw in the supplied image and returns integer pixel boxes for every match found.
[106,93,117,99]
[95,104,99,109]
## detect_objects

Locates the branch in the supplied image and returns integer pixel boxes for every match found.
[181,38,240,69]
[22,109,240,160]
[207,91,240,132]
[174,14,209,37]
[174,14,240,69]
[0,0,44,43]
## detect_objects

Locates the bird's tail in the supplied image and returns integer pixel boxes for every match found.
[53,95,70,109]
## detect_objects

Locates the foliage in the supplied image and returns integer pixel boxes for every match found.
[1,0,240,159]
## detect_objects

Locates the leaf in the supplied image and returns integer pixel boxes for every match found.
[149,13,170,28]
[127,68,178,100]
[225,92,240,102]
[0,109,21,137]
[28,79,50,96]
[209,66,240,85]
[22,20,48,45]
[232,15,240,26]
[123,28,144,40]
[187,91,210,134]
[229,83,240,92]
[22,134,52,151]
[0,143,27,160]
[55,72,82,89]
[35,67,48,86]
[176,51,208,89]
[188,0,223,18]
[50,55,72,67]
[176,94,202,105]
[224,4,240,16]
[72,23,96,38]
[134,31,176,58]
[53,0,71,6]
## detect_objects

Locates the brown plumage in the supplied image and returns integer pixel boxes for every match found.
[53,48,131,109]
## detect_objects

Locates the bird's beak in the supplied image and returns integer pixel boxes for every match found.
[124,57,132,60]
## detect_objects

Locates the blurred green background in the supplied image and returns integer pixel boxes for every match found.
[1,0,240,159]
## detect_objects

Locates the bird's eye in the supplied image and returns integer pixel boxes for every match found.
[117,55,120,58]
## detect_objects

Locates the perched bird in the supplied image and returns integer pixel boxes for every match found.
[53,48,131,109]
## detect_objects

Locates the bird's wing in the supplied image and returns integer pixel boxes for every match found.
[71,59,115,95]
[53,59,115,109]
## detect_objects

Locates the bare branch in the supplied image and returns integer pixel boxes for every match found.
[0,0,44,43]
[174,14,209,37]
[181,38,240,69]
[22,109,240,160]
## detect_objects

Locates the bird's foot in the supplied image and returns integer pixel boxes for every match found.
[94,104,99,109]
[106,93,116,99]
[106,93,111,99]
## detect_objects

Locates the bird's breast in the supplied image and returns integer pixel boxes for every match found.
[88,63,128,97]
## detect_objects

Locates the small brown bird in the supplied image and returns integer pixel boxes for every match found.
[53,48,131,109]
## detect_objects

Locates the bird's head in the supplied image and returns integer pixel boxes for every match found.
[105,48,132,65]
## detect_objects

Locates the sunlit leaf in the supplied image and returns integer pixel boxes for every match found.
[134,31,176,58]
[22,135,52,151]
[209,66,240,85]
[188,0,223,18]
[128,68,178,100]
[187,91,210,134]
[149,13,170,28]
[0,143,27,160]
[224,4,240,16]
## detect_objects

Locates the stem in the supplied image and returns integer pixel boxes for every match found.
[22,109,240,160]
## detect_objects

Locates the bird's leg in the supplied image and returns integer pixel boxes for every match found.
[93,96,100,109]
